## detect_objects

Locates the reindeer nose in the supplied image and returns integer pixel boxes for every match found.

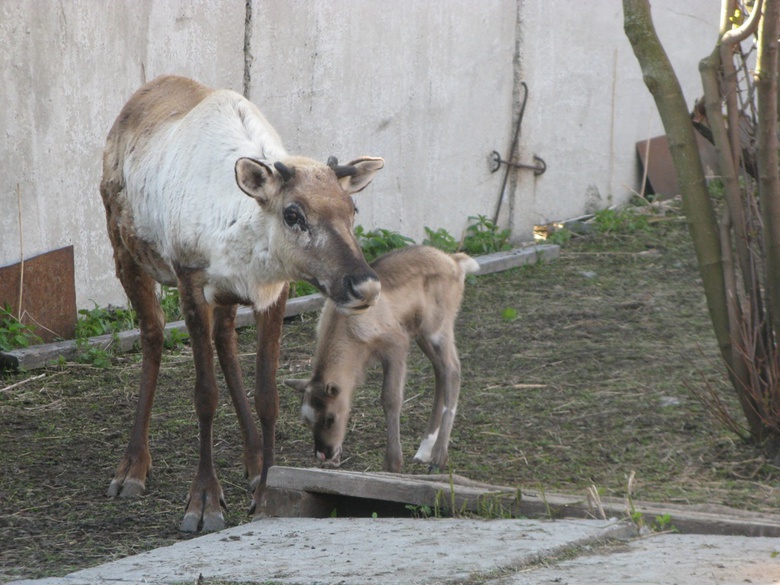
[345,273,381,307]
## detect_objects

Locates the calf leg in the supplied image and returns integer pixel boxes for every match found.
[380,346,408,472]
[253,286,288,498]
[107,247,165,498]
[213,305,263,495]
[177,270,226,533]
[414,333,461,472]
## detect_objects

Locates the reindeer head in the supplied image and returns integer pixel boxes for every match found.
[284,378,351,467]
[235,155,383,313]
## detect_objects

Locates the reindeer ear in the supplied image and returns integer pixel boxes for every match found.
[284,379,308,393]
[339,157,384,194]
[324,382,341,397]
[235,157,276,205]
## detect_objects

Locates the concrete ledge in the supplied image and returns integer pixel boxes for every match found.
[0,244,558,371]
[475,243,559,275]
[260,466,780,537]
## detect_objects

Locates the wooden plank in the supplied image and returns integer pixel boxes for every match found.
[262,466,780,537]
[265,467,521,516]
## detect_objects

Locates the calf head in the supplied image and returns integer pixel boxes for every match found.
[284,378,350,467]
[235,155,383,313]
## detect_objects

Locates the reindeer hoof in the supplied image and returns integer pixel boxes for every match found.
[180,512,225,533]
[107,477,145,498]
[180,509,226,533]
[181,487,227,533]
[180,511,200,533]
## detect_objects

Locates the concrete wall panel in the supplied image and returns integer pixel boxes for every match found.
[249,0,518,243]
[0,0,245,310]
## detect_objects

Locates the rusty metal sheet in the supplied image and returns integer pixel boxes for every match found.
[636,134,719,199]
[0,246,77,342]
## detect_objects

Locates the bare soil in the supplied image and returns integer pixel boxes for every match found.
[1,205,778,581]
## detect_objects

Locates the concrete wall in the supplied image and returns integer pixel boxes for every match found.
[248,0,517,243]
[0,0,719,314]
[512,1,719,235]
[1,0,245,310]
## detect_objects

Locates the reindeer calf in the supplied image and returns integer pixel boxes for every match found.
[286,245,479,472]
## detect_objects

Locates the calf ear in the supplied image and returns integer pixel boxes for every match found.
[235,157,276,205]
[284,379,308,393]
[340,157,384,194]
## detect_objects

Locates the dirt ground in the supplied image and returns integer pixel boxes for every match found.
[1,204,778,581]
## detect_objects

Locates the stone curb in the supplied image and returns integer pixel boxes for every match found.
[0,244,559,371]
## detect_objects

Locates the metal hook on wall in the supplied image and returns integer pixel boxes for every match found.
[489,151,547,176]
[491,81,546,225]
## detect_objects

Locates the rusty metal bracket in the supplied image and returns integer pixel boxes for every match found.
[489,151,547,176]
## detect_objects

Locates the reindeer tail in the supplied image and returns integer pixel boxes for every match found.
[452,253,480,277]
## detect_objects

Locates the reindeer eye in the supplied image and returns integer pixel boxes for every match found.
[283,206,307,231]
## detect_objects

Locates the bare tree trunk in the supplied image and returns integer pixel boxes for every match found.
[757,0,780,337]
[699,1,767,438]
[623,0,732,368]
[624,0,777,442]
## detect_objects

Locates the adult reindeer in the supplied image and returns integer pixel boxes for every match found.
[100,75,383,532]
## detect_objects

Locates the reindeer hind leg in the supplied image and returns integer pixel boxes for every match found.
[107,246,165,498]
[415,332,461,473]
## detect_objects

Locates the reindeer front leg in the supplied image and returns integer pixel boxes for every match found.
[252,286,288,506]
[213,305,263,498]
[178,270,226,533]
[380,347,408,473]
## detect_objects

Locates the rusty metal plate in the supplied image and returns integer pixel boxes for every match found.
[636,134,719,199]
[0,246,77,342]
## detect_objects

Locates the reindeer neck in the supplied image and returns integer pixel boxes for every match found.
[313,303,373,397]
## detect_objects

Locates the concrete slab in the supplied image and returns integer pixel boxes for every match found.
[489,532,780,585]
[7,517,631,585]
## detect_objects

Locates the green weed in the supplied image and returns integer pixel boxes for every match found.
[0,304,41,351]
[355,225,415,262]
[592,208,649,235]
[462,215,511,255]
[159,285,181,322]
[422,226,459,253]
[74,303,135,367]
[75,302,135,339]
[290,281,319,298]
[164,328,189,350]
[546,227,573,246]
[405,503,435,518]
